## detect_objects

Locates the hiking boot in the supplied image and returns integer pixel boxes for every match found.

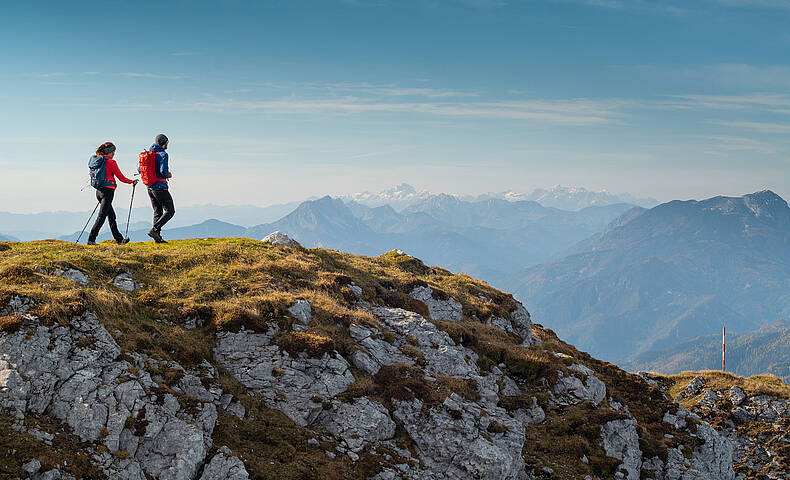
[116,237,130,245]
[147,229,167,244]
[86,240,98,246]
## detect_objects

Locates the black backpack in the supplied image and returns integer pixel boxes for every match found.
[88,155,109,189]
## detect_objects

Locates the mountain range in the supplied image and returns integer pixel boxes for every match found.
[506,190,790,367]
[245,195,635,284]
[471,185,659,211]
[77,193,635,286]
[343,183,659,212]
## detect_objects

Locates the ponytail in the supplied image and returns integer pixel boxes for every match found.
[96,142,116,156]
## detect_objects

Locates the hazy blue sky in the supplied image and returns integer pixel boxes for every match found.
[2,0,789,212]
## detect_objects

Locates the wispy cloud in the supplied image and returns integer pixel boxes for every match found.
[29,72,68,79]
[678,63,790,89]
[348,146,409,159]
[555,0,693,15]
[713,0,790,9]
[700,135,778,154]
[181,96,626,125]
[714,121,790,134]
[120,73,187,80]
[556,0,790,14]
[252,81,480,98]
[659,93,790,113]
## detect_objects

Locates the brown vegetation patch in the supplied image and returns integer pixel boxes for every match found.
[212,373,393,479]
[0,413,105,479]
[276,331,335,357]
[524,403,626,478]
[0,314,24,333]
[363,363,449,409]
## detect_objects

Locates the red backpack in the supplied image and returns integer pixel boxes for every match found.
[138,150,160,186]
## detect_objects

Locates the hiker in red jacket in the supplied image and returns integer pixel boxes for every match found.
[86,142,138,245]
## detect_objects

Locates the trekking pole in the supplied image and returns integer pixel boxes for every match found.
[75,202,101,244]
[125,182,137,237]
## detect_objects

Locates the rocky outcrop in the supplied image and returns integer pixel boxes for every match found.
[261,231,300,247]
[1,248,767,480]
[113,273,142,292]
[0,295,34,315]
[392,394,527,480]
[409,286,462,322]
[199,447,249,480]
[0,313,220,480]
[552,363,606,406]
[485,303,536,346]
[601,418,641,480]
[213,327,355,426]
[675,377,790,479]
[676,374,706,401]
[318,398,396,453]
[287,299,312,330]
[366,306,480,378]
[53,267,89,286]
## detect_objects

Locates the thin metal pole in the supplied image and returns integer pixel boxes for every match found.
[125,182,136,237]
[75,202,101,244]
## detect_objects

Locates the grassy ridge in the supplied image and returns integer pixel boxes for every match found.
[3,239,767,479]
[0,239,519,368]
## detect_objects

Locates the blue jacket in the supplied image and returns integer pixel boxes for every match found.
[147,143,171,190]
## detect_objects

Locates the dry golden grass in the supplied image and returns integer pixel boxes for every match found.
[0,239,523,370]
[658,370,790,408]
[0,314,24,333]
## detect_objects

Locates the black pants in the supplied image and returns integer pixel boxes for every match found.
[89,187,123,242]
[148,188,175,232]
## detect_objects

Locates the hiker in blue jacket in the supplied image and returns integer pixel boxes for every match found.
[145,134,175,243]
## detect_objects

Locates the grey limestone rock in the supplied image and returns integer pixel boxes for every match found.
[32,470,77,480]
[601,418,642,480]
[729,386,746,406]
[319,397,396,452]
[200,447,249,480]
[508,303,536,346]
[23,459,42,474]
[349,283,363,298]
[53,267,89,286]
[366,306,479,378]
[1,295,34,315]
[350,349,382,376]
[552,364,606,406]
[349,322,412,373]
[287,299,312,325]
[262,231,300,247]
[213,328,354,426]
[408,286,463,323]
[391,394,526,480]
[0,312,218,480]
[676,375,706,402]
[113,272,142,292]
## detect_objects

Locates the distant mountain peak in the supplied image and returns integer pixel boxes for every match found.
[394,183,417,195]
[742,190,788,218]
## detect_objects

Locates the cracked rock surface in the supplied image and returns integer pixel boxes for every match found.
[1,312,219,480]
[408,286,463,323]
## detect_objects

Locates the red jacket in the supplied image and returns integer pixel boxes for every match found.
[104,157,134,189]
